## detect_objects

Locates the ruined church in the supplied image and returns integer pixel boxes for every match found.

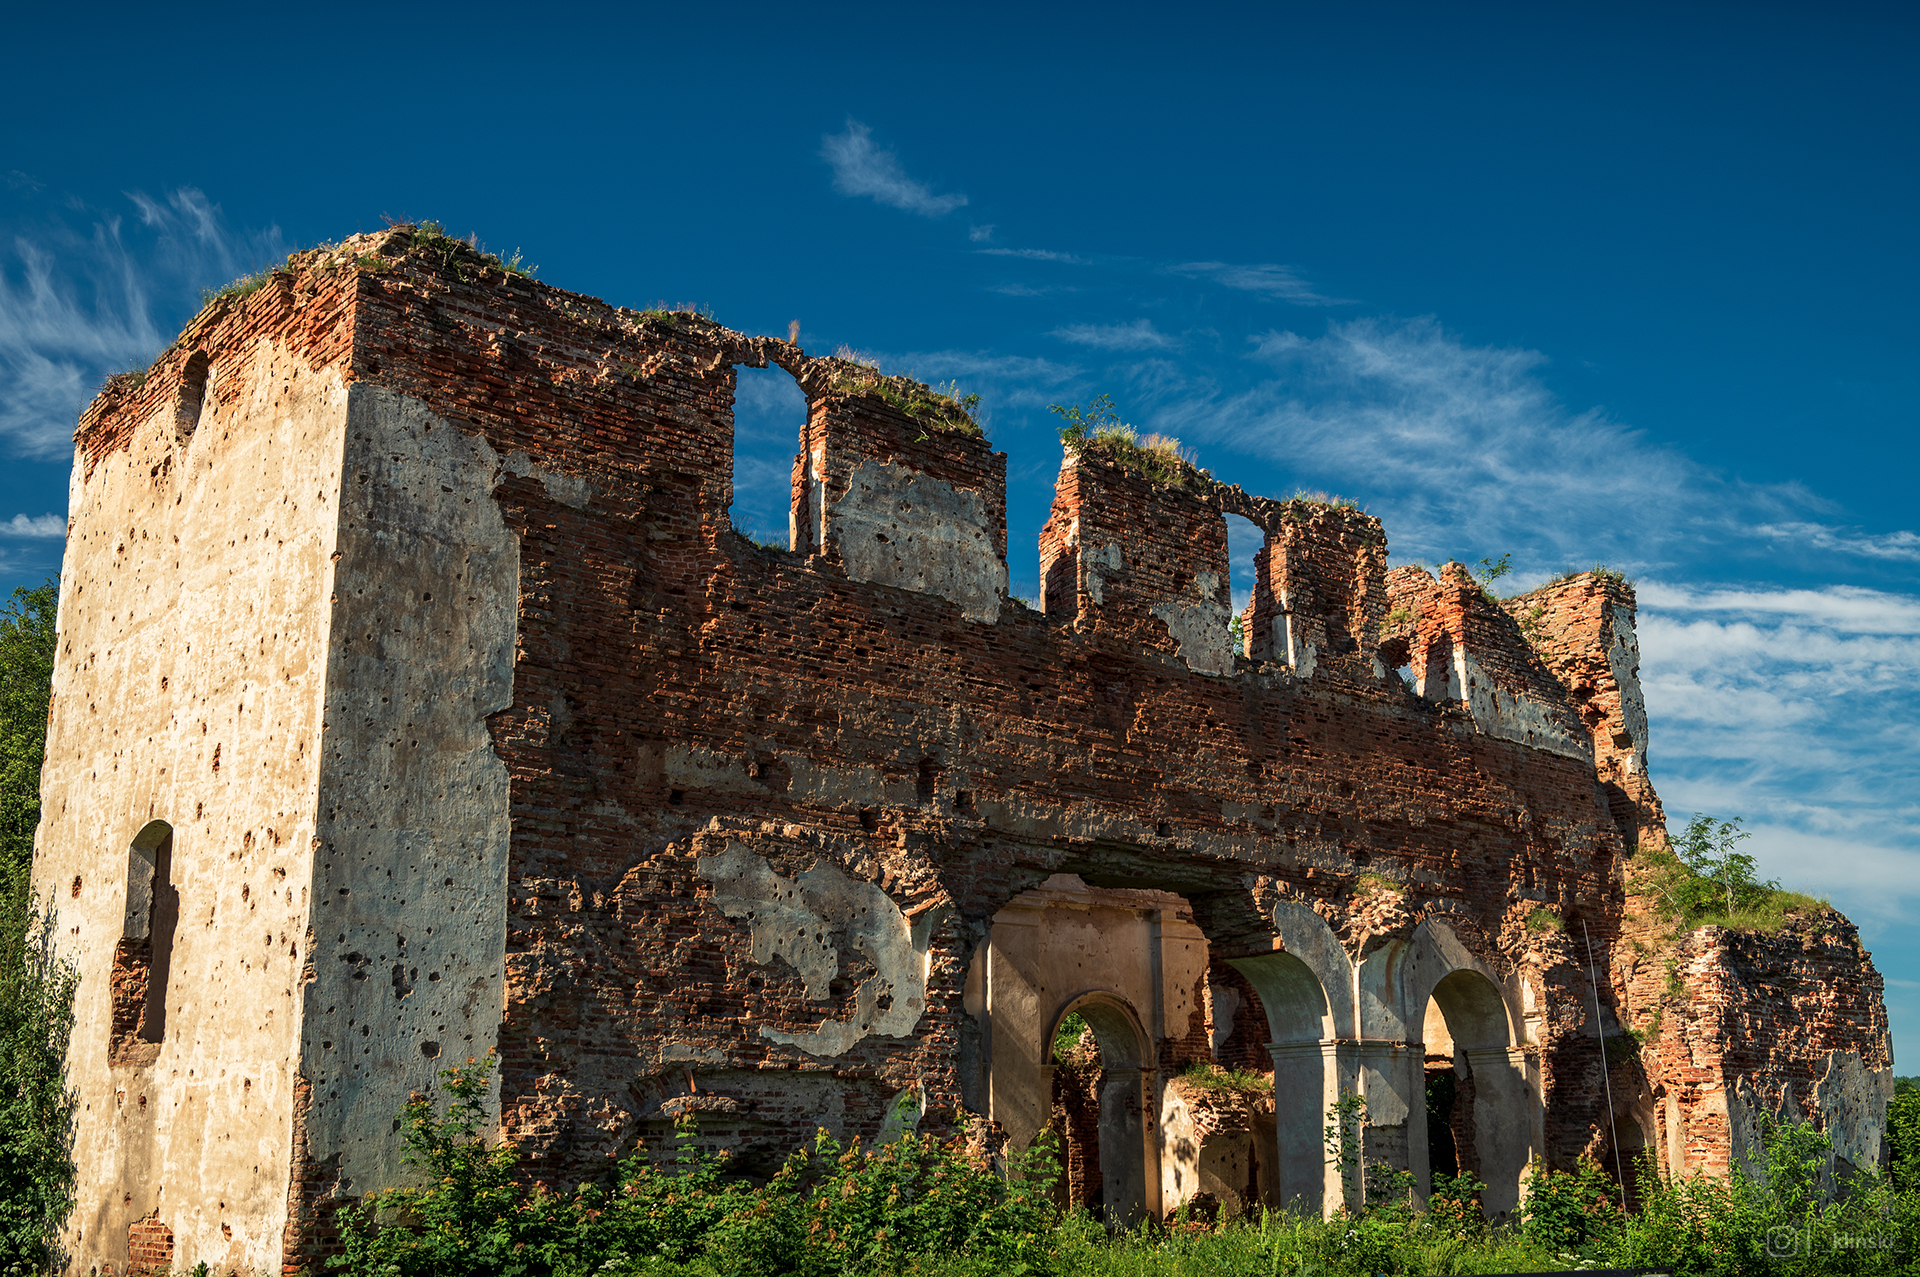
[35,227,1893,1275]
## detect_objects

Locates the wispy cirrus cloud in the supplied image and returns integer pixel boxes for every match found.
[1051,318,1178,351]
[1,514,65,537]
[1137,316,1920,577]
[1175,260,1349,305]
[1635,580,1920,933]
[1751,521,1920,563]
[976,247,1086,264]
[821,120,967,218]
[0,187,286,457]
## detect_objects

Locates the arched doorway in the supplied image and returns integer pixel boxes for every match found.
[1420,966,1533,1217]
[980,875,1209,1228]
[1044,994,1154,1224]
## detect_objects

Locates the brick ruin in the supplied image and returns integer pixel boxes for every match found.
[35,228,1894,1275]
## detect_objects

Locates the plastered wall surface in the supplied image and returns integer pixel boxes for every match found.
[37,335,348,1275]
[293,384,518,1223]
[46,228,1892,1263]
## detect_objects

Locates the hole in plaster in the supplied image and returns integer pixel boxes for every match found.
[730,363,808,549]
[668,789,685,806]
[858,807,881,833]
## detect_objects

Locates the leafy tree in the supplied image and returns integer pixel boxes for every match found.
[0,580,77,1273]
[1672,812,1777,917]
[0,583,56,874]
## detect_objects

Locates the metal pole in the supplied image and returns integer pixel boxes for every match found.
[1583,919,1629,1209]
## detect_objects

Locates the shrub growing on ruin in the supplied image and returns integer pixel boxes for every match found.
[1049,396,1199,488]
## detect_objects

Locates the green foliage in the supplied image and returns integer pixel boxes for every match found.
[829,356,982,439]
[1673,813,1769,916]
[0,581,78,1275]
[1174,1061,1272,1096]
[1638,811,1825,934]
[1890,1087,1920,1191]
[1469,552,1513,600]
[1051,1011,1090,1061]
[1322,1090,1368,1212]
[402,221,538,281]
[1226,612,1244,657]
[0,585,56,871]
[1524,907,1564,934]
[1609,1118,1916,1276]
[200,267,281,306]
[1048,396,1197,487]
[332,1056,1061,1277]
[1520,1157,1621,1253]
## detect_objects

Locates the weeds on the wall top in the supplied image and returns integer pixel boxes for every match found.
[1525,907,1565,934]
[1050,395,1200,488]
[832,361,984,438]
[400,220,538,281]
[1175,1060,1273,1096]
[1280,487,1361,510]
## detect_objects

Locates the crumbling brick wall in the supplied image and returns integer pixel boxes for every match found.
[45,227,1892,1266]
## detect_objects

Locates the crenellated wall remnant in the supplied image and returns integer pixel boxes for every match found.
[34,226,1890,1275]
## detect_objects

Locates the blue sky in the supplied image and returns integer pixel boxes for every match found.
[3,3,1914,1065]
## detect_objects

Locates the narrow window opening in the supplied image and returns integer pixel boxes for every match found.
[110,820,176,1067]
[729,363,808,550]
[175,352,211,443]
[1223,513,1263,658]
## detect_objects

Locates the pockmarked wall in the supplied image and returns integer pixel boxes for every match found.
[43,228,1892,1274]
[38,294,354,1274]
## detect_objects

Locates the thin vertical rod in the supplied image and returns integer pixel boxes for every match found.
[1583,919,1629,1208]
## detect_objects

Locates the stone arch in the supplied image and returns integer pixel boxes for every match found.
[982,875,1207,1226]
[1045,991,1156,1223]
[1224,900,1352,1215]
[1399,919,1538,1218]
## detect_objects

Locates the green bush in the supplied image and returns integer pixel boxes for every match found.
[331,1057,1060,1277]
[0,580,77,1276]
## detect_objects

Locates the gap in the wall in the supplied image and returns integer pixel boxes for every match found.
[731,365,808,549]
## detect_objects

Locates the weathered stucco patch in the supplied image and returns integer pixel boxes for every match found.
[1813,1049,1893,1173]
[302,383,519,1195]
[697,842,930,1056]
[1151,570,1234,676]
[1455,648,1590,761]
[829,459,1006,622]
[1607,604,1650,775]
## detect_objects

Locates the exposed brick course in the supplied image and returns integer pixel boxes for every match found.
[51,227,1891,1263]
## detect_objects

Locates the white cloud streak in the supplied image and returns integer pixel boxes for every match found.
[1,514,65,538]
[821,120,967,218]
[1175,261,1348,305]
[0,188,286,458]
[1051,318,1178,351]
[976,247,1086,263]
[1637,580,1920,926]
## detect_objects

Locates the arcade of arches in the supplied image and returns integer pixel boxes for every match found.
[972,876,1542,1222]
